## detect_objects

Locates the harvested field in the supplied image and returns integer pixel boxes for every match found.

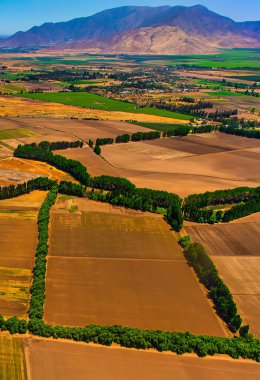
[0,157,75,184]
[0,334,27,380]
[9,117,153,142]
[0,191,45,317]
[45,198,226,336]
[101,133,260,196]
[184,221,260,337]
[0,95,188,123]
[185,223,260,257]
[58,146,120,177]
[25,339,260,380]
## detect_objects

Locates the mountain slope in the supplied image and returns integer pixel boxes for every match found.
[1,5,260,54]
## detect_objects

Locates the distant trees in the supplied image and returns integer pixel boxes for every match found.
[163,126,190,137]
[219,126,260,139]
[115,134,131,143]
[29,140,83,151]
[96,138,114,146]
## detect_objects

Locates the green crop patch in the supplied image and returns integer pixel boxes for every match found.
[0,128,39,140]
[17,92,191,120]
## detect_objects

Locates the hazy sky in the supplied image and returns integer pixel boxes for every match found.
[0,0,259,35]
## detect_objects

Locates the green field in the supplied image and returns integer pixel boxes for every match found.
[132,121,187,132]
[17,92,191,120]
[0,84,26,93]
[135,49,260,69]
[0,128,38,140]
[230,75,260,82]
[207,91,247,97]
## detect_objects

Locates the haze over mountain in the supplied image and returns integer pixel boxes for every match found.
[1,5,260,54]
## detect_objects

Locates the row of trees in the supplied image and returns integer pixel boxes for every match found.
[0,177,55,200]
[14,144,90,185]
[183,187,260,224]
[30,140,83,151]
[179,238,242,332]
[28,187,58,320]
[191,125,217,134]
[219,126,260,139]
[163,126,190,137]
[26,320,259,360]
[181,238,242,330]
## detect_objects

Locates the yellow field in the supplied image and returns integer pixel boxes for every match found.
[0,334,28,380]
[0,95,189,123]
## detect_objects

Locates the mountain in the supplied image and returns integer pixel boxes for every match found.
[1,5,260,54]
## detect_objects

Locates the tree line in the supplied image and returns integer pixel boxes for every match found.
[30,140,83,151]
[183,187,260,224]
[219,126,260,139]
[28,187,58,320]
[179,238,242,332]
[14,144,90,185]
[0,315,258,360]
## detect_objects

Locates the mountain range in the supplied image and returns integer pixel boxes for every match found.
[1,5,260,54]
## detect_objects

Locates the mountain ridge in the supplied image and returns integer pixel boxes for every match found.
[1,5,260,54]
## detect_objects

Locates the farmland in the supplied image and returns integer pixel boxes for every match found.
[101,132,260,197]
[0,334,27,380]
[184,215,260,337]
[18,92,191,120]
[25,339,260,380]
[44,197,226,336]
[0,157,75,186]
[0,43,260,379]
[0,191,46,317]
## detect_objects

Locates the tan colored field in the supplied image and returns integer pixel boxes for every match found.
[58,146,120,177]
[25,339,260,380]
[184,221,260,337]
[45,198,226,336]
[0,95,187,123]
[0,334,27,380]
[0,191,45,317]
[99,132,260,196]
[0,157,75,185]
[8,116,153,141]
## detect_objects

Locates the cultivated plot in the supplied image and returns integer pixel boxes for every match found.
[101,133,260,196]
[25,339,260,380]
[45,198,226,336]
[0,191,45,317]
[0,334,27,380]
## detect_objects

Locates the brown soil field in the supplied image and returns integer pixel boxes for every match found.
[0,334,27,380]
[100,133,260,196]
[184,222,260,337]
[185,223,260,257]
[0,95,187,123]
[58,146,120,177]
[25,339,260,380]
[0,157,75,184]
[0,191,45,317]
[10,117,153,142]
[44,198,226,336]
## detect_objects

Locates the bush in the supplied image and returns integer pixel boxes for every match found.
[94,145,101,155]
